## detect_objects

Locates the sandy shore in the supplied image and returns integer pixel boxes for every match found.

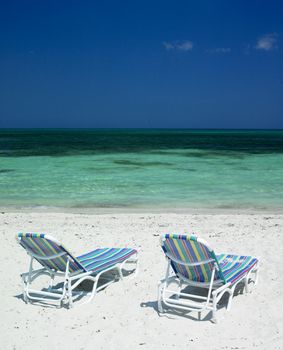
[1,211,283,349]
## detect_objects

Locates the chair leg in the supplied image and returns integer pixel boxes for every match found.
[176,280,182,300]
[244,276,249,293]
[254,267,259,285]
[245,266,259,294]
[211,292,218,323]
[117,265,124,281]
[118,256,139,281]
[67,279,73,308]
[23,291,28,303]
[227,287,234,311]
[126,256,139,279]
[23,284,29,304]
[85,277,99,305]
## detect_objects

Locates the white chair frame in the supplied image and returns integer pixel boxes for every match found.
[20,246,138,308]
[157,252,259,323]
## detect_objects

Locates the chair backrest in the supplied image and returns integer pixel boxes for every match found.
[161,234,225,283]
[17,233,86,274]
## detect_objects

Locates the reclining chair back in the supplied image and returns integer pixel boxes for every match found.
[161,234,225,283]
[18,233,86,274]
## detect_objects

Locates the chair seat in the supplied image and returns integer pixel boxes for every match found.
[77,248,137,274]
[217,254,258,284]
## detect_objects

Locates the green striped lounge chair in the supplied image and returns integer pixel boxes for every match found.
[16,233,138,308]
[158,234,259,323]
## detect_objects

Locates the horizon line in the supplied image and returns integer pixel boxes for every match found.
[0,127,283,132]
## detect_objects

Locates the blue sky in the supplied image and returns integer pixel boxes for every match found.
[0,0,282,128]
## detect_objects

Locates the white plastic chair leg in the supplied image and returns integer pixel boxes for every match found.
[176,280,182,300]
[126,256,139,279]
[254,268,259,285]
[211,293,217,323]
[67,279,73,308]
[244,277,249,293]
[118,265,124,281]
[23,289,29,304]
[227,288,234,311]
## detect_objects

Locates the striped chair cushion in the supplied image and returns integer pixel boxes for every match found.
[217,254,258,284]
[18,233,85,273]
[77,248,137,274]
[162,234,258,285]
[162,234,223,283]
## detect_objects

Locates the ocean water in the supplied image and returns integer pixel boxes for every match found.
[0,129,283,210]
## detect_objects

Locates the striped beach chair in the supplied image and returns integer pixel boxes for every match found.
[17,233,138,308]
[158,234,259,323]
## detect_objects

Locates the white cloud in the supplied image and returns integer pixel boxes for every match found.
[163,42,175,50]
[163,40,194,51]
[255,33,278,51]
[206,47,231,54]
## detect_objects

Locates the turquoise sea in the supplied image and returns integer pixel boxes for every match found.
[0,129,282,210]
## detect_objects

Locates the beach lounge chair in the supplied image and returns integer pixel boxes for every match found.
[158,234,259,323]
[16,233,138,308]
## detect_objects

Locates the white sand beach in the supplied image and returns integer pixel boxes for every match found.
[1,211,283,349]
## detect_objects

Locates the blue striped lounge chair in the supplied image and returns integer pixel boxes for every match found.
[16,233,138,308]
[158,234,259,323]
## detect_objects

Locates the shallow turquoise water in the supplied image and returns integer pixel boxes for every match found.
[0,129,282,210]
